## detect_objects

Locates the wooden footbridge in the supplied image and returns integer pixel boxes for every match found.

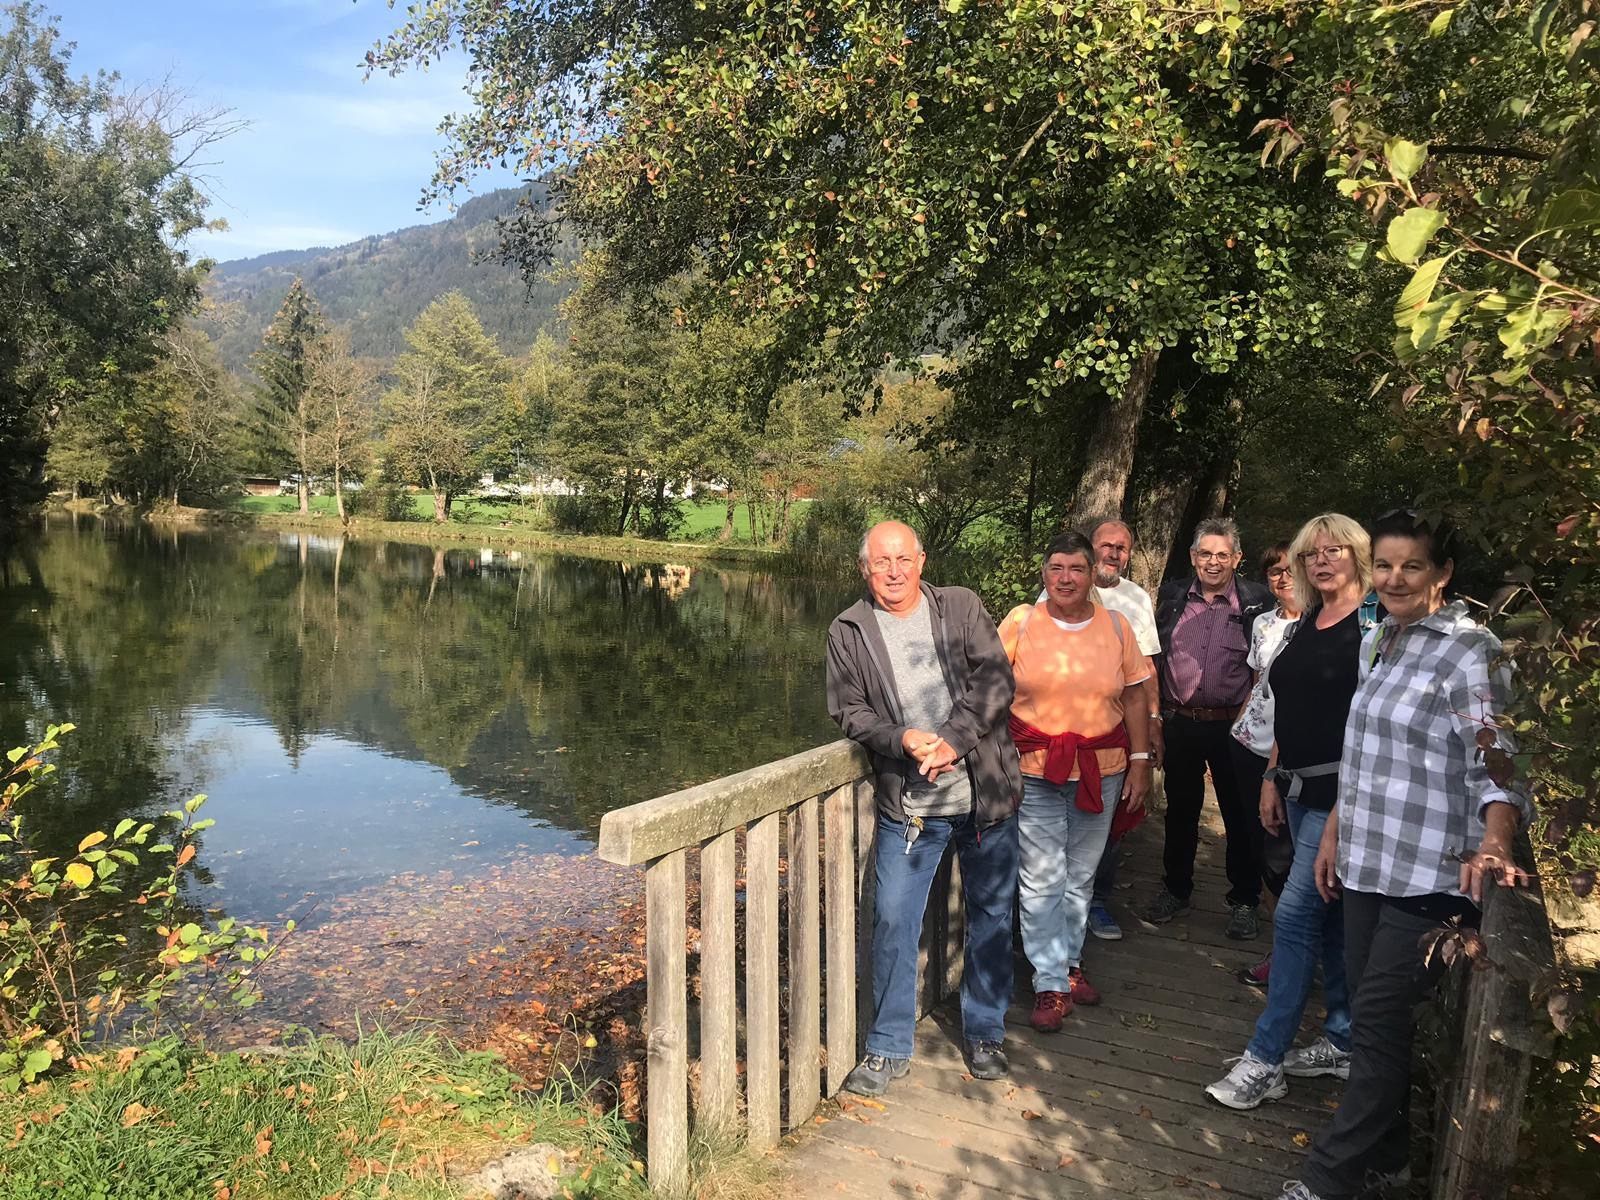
[597,741,1553,1199]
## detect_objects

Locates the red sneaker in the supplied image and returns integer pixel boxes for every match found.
[1030,990,1072,1033]
[1068,968,1102,1007]
[1237,952,1272,989]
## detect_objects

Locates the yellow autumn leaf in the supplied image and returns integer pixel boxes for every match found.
[64,862,94,889]
[78,831,107,852]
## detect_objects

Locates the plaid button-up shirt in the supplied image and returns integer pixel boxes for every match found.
[1337,601,1532,898]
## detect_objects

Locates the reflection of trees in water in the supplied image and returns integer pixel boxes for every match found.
[1,519,849,847]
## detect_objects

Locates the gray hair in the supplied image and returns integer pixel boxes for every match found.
[858,523,924,566]
[1190,517,1241,554]
[1086,517,1134,547]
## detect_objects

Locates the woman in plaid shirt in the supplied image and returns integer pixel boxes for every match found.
[1277,511,1534,1200]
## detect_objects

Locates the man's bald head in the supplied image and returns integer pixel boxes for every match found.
[859,521,926,614]
[1086,518,1135,587]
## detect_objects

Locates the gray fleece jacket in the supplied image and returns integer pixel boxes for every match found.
[825,582,1022,828]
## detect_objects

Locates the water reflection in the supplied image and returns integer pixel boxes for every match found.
[0,517,850,922]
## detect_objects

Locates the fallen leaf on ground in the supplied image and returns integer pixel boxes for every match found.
[255,1125,274,1157]
[1293,1131,1311,1147]
[1058,1154,1076,1168]
[1021,1109,1042,1121]
[1138,1105,1154,1119]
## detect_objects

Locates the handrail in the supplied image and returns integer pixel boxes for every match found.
[598,739,870,866]
[598,738,941,1197]
[1431,836,1557,1199]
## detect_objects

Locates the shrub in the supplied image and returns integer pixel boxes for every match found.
[0,725,286,1093]
[549,493,621,535]
[785,488,871,574]
[344,478,413,522]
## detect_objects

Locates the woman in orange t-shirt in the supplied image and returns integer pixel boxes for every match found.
[999,531,1152,1032]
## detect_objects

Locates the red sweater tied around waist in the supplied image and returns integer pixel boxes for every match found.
[1007,716,1146,839]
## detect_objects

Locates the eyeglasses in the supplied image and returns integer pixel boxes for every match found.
[1298,545,1350,565]
[1193,551,1235,563]
[1265,565,1292,579]
[867,555,918,575]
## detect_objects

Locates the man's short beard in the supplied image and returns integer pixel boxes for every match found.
[1094,565,1121,588]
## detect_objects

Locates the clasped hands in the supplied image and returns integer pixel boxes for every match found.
[902,728,959,781]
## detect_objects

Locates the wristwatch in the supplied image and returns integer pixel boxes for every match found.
[1129,751,1154,762]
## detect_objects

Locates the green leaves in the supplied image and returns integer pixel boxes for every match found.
[1384,137,1427,183]
[1394,256,1447,328]
[1386,207,1446,264]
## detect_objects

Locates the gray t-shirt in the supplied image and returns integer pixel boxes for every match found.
[874,599,973,818]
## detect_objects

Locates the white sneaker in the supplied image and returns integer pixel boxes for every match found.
[1279,1184,1326,1200]
[1204,1050,1287,1110]
[1282,1035,1352,1079]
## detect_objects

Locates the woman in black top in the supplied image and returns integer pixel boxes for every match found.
[1204,514,1375,1111]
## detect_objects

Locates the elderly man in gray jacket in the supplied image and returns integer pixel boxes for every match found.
[826,520,1022,1095]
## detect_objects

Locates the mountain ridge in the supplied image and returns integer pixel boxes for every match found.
[202,186,576,373]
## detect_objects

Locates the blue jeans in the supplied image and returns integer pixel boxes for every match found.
[864,811,1019,1059]
[1018,773,1120,993]
[1245,801,1352,1064]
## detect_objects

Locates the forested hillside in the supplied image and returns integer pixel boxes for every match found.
[202,186,574,372]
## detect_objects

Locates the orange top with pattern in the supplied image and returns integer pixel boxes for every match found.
[998,602,1151,780]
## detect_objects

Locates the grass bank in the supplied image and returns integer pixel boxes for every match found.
[0,1027,643,1200]
[158,497,806,571]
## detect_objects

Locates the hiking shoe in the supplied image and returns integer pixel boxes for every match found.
[1067,967,1102,1007]
[1360,1164,1413,1196]
[1237,951,1272,988]
[1030,990,1072,1033]
[1283,1035,1352,1079]
[1279,1184,1327,1200]
[1225,902,1260,941]
[842,1053,910,1097]
[1204,1050,1288,1110]
[965,1040,1009,1081]
[1087,901,1124,940]
[1140,889,1191,925]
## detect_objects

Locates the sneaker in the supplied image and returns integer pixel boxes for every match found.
[1237,952,1272,989]
[1204,1050,1288,1110]
[1067,967,1102,1007]
[1030,990,1072,1033]
[1282,1035,1352,1079]
[1225,902,1260,941]
[1140,888,1191,925]
[1087,901,1123,941]
[1279,1185,1327,1200]
[842,1053,910,1097]
[965,1039,1009,1081]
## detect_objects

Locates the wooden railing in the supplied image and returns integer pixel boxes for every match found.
[1431,838,1558,1200]
[597,739,964,1195]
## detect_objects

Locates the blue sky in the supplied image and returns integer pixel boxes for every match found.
[60,0,514,262]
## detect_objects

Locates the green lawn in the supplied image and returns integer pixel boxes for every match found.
[226,493,810,544]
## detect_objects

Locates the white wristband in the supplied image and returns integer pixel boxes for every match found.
[1129,751,1153,762]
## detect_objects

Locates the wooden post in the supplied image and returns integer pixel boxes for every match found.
[645,850,688,1195]
[942,852,965,1002]
[917,847,954,1019]
[823,783,857,1096]
[1432,861,1557,1200]
[744,813,781,1150]
[787,795,822,1129]
[698,829,737,1139]
[854,778,877,1060]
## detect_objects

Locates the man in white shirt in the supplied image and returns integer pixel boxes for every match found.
[1080,519,1161,940]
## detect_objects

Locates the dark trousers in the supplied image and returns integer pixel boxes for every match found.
[1302,889,1477,1198]
[1228,740,1293,900]
[1161,713,1263,907]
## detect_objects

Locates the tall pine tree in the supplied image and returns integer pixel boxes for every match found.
[251,278,323,513]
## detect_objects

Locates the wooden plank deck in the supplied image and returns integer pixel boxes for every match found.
[784,817,1341,1199]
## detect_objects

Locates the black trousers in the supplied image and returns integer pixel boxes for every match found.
[1161,713,1263,907]
[1302,888,1478,1198]
[1228,739,1294,900]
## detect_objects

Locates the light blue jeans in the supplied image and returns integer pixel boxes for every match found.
[1245,800,1352,1064]
[1018,772,1121,993]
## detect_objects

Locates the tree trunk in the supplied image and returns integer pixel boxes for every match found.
[618,471,636,536]
[428,470,447,523]
[719,491,736,542]
[651,475,667,536]
[776,490,792,544]
[1020,453,1038,545]
[1128,471,1200,594]
[334,462,345,522]
[1066,346,1162,529]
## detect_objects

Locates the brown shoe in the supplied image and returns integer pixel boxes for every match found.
[1030,990,1073,1033]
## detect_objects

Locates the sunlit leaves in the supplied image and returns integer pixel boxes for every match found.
[1386,207,1447,264]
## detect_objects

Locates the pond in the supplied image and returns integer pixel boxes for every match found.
[1,516,856,1071]
[0,517,851,924]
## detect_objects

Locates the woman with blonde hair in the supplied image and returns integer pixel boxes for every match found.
[1206,513,1376,1110]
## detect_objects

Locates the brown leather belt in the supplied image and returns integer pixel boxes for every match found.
[1170,704,1242,722]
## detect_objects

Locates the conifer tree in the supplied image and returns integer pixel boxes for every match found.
[252,278,324,513]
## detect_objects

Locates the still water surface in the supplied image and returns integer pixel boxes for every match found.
[0,517,851,927]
